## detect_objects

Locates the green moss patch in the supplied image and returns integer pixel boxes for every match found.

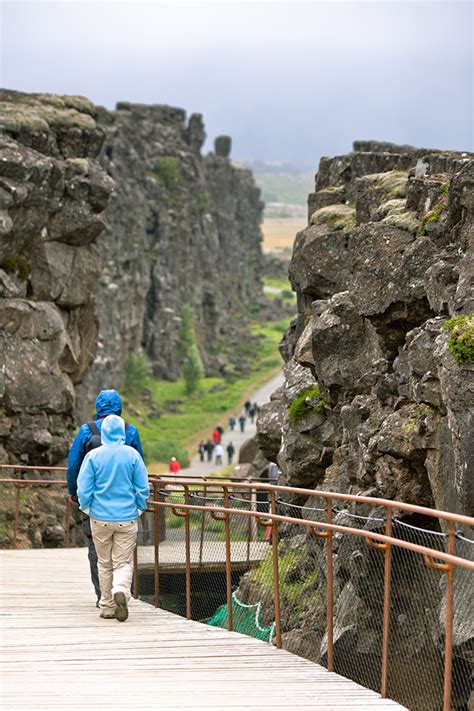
[366,170,409,199]
[443,314,474,365]
[310,204,355,232]
[0,255,30,280]
[288,385,325,423]
[419,182,449,235]
[403,403,434,434]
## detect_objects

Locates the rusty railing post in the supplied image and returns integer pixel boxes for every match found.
[65,495,71,548]
[443,521,455,711]
[153,481,160,608]
[132,545,139,599]
[326,499,334,673]
[381,509,392,697]
[184,484,192,620]
[270,489,282,648]
[223,487,233,631]
[13,482,22,550]
[246,489,251,563]
[199,485,205,568]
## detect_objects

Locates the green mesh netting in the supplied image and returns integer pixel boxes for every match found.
[206,592,275,643]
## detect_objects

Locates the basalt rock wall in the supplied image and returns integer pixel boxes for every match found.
[0,90,113,466]
[250,141,473,710]
[0,90,264,464]
[76,102,263,417]
[258,140,473,516]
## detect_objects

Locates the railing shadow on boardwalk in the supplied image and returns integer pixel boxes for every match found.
[1,464,473,711]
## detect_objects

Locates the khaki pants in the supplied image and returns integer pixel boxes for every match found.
[91,519,138,612]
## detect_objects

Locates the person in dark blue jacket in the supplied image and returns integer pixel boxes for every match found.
[67,389,144,604]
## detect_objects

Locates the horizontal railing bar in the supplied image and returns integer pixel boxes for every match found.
[148,499,474,570]
[150,477,474,527]
[0,478,68,485]
[1,464,68,471]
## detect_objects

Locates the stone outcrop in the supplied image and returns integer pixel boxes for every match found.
[76,104,263,416]
[0,90,113,465]
[249,141,473,710]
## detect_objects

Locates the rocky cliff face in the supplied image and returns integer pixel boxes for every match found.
[0,90,264,459]
[250,141,473,709]
[76,102,263,416]
[0,90,113,465]
[258,140,473,516]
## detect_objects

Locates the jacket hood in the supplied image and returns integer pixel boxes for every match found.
[95,390,122,417]
[101,415,126,446]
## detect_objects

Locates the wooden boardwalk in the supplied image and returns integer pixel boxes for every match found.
[138,540,267,573]
[1,548,406,711]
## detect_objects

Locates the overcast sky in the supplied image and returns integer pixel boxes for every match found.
[1,1,472,168]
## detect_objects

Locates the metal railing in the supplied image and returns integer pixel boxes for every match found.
[143,476,474,711]
[1,466,473,711]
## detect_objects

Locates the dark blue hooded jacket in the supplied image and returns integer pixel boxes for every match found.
[67,389,144,497]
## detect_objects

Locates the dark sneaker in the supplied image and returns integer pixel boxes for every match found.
[100,610,115,619]
[114,592,128,622]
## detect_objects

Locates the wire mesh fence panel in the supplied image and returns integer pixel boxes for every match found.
[0,481,75,549]
[206,486,274,637]
[276,496,329,664]
[136,507,156,602]
[451,532,474,711]
[154,487,189,617]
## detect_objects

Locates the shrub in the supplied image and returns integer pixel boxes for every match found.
[177,305,196,358]
[288,385,325,423]
[442,314,474,365]
[182,343,204,394]
[152,156,180,191]
[123,353,152,397]
[196,192,209,210]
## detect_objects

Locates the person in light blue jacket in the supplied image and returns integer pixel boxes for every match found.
[67,389,144,605]
[77,415,149,622]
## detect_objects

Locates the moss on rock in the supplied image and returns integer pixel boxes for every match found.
[288,385,325,423]
[366,170,408,199]
[442,314,474,365]
[310,204,356,232]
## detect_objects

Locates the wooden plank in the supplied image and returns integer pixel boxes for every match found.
[0,548,406,711]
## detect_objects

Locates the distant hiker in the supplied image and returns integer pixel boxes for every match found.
[77,415,149,622]
[205,440,214,462]
[212,428,221,445]
[214,443,224,466]
[198,441,206,462]
[228,416,236,432]
[67,389,144,606]
[249,405,256,424]
[226,442,235,465]
[238,414,246,432]
[268,462,280,481]
[169,456,181,474]
[244,400,251,415]
[253,402,260,416]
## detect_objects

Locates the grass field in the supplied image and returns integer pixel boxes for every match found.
[262,217,306,254]
[122,316,292,469]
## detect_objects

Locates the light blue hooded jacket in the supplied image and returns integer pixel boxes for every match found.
[77,415,150,522]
